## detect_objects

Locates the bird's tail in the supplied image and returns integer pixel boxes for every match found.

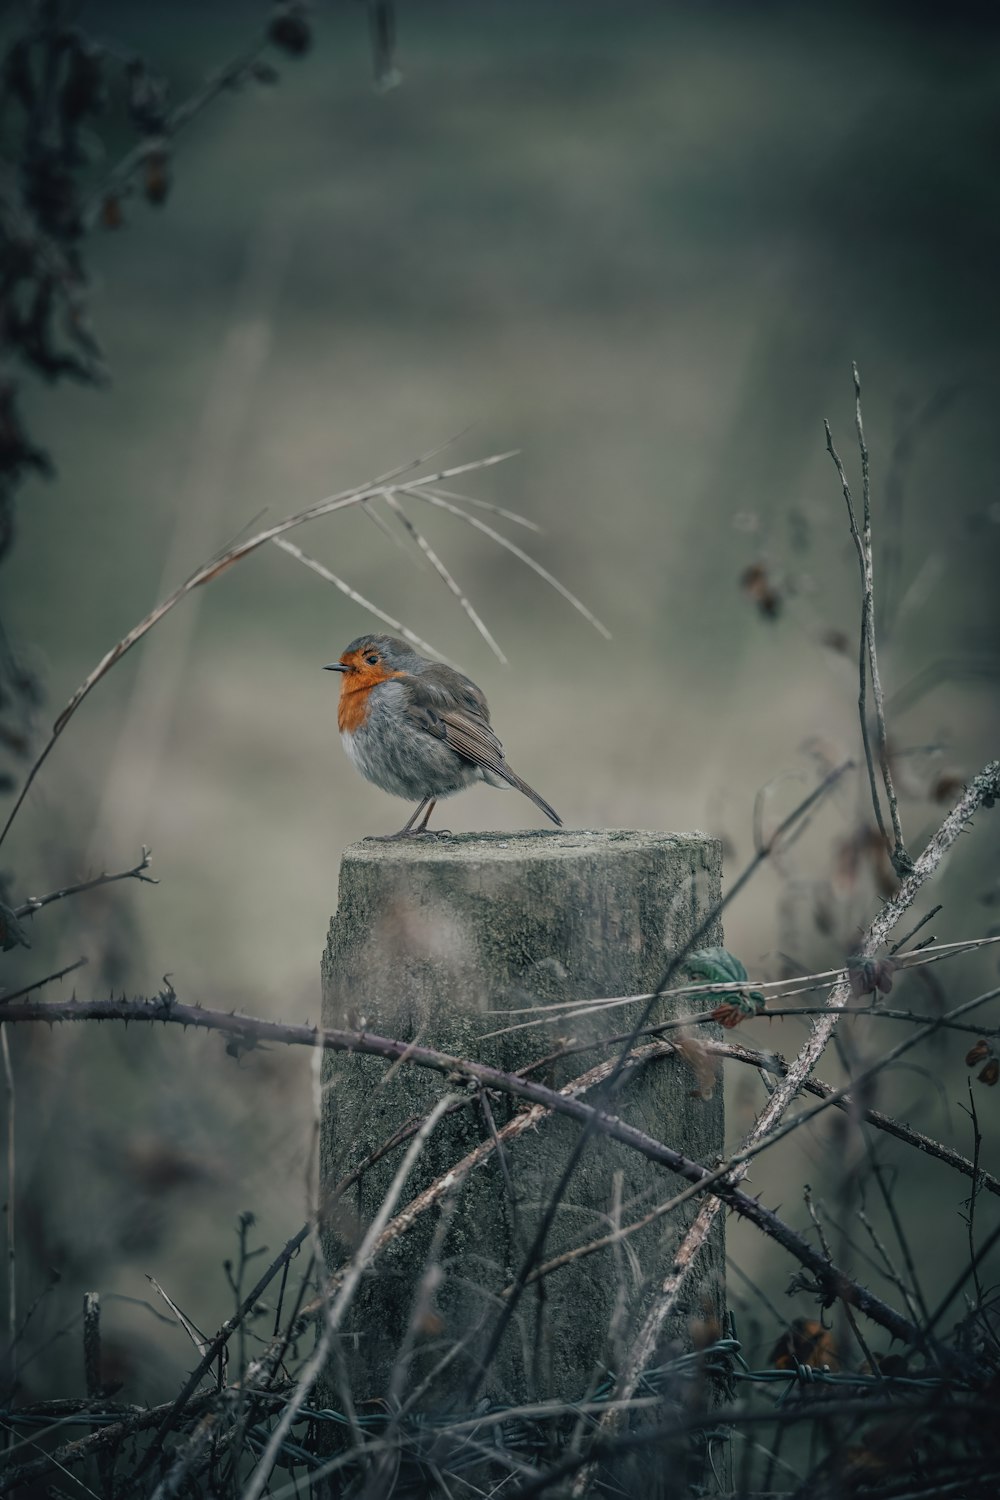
[505,767,563,827]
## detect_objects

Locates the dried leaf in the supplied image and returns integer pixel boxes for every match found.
[269,2,312,55]
[0,899,31,951]
[674,1032,717,1099]
[769,1317,838,1371]
[100,193,123,230]
[847,954,897,1000]
[740,562,782,619]
[684,947,765,1026]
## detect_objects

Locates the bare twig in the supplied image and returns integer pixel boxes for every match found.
[379,487,507,661]
[868,1156,936,1345]
[1,1026,14,1414]
[858,1204,925,1344]
[825,364,911,876]
[890,904,942,955]
[516,986,1000,1300]
[412,486,612,640]
[804,1186,880,1373]
[0,994,930,1351]
[0,957,88,1007]
[468,759,852,1399]
[81,34,273,230]
[13,848,156,920]
[271,537,452,662]
[960,1085,986,1308]
[239,1093,459,1500]
[146,1275,213,1360]
[715,1038,1000,1197]
[570,758,999,1492]
[81,1295,100,1401]
[0,1391,224,1494]
[128,1223,311,1487]
[924,1218,1000,1342]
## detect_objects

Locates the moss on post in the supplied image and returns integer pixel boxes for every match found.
[320,828,724,1411]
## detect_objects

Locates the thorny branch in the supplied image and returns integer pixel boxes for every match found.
[11,846,156,921]
[0,993,984,1366]
[506,1394,997,1500]
[0,1389,234,1494]
[240,1093,459,1500]
[466,758,853,1398]
[8,1018,981,1492]
[715,1038,1000,1197]
[568,756,999,1493]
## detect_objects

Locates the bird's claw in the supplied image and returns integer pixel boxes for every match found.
[364,828,449,840]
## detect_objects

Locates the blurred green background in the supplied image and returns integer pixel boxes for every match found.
[3,0,1000,1406]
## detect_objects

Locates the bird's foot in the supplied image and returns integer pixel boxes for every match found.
[363,828,451,842]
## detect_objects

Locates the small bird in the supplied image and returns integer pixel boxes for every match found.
[324,634,562,838]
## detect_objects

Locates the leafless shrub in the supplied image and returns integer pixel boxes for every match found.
[0,98,998,1490]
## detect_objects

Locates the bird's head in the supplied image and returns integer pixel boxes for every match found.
[323,634,418,690]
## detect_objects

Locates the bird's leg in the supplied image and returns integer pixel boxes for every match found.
[414,799,437,832]
[365,798,444,841]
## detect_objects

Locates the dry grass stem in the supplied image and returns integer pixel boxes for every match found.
[2,1026,14,1407]
[271,538,453,662]
[239,1092,459,1500]
[13,847,156,921]
[570,757,1000,1491]
[411,486,612,640]
[377,488,507,661]
[824,364,911,876]
[0,445,545,852]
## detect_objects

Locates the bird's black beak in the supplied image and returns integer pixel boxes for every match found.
[323,662,349,673]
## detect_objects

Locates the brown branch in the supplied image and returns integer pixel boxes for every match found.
[1,765,994,1494]
[124,1012,996,1486]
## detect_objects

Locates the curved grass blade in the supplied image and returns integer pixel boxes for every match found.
[379,489,507,663]
[414,487,611,640]
[271,538,452,662]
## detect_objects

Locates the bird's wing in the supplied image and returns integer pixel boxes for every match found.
[403,673,510,780]
[403,667,563,826]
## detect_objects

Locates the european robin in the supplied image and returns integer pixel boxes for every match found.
[324,634,562,838]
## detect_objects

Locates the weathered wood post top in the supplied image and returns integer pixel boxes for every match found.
[320,827,724,1414]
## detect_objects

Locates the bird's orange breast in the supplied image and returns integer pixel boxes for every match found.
[336,655,407,735]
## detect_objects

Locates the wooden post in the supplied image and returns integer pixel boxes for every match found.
[320,829,724,1414]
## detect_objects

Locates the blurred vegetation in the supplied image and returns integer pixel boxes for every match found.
[0,0,999,1488]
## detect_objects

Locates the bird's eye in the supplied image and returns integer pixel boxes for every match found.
[365,653,379,666]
